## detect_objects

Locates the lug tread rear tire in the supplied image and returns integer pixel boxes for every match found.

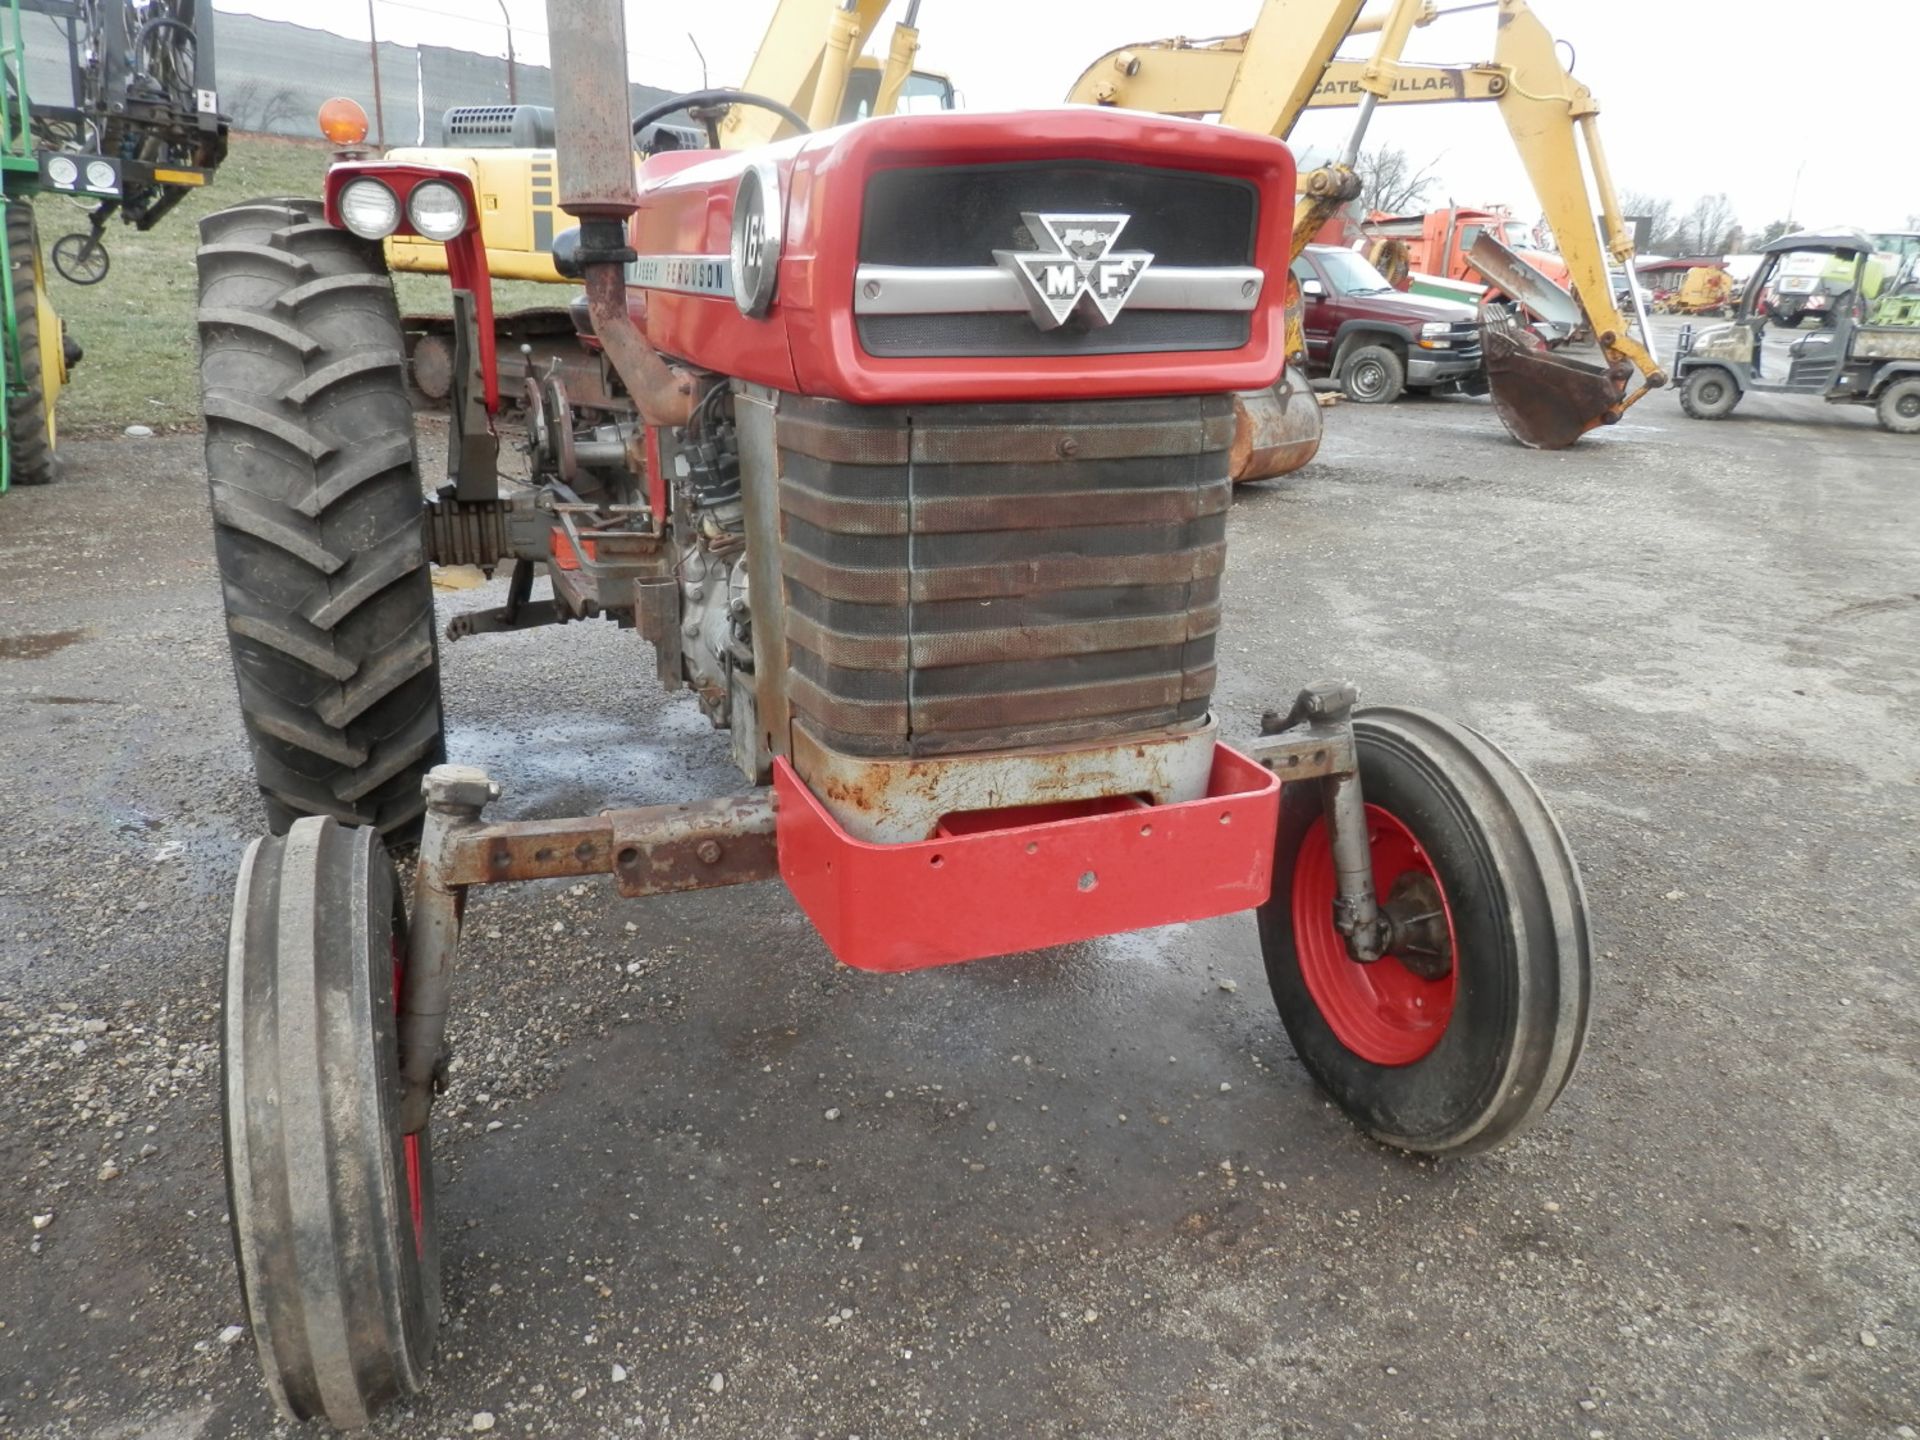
[1678,367,1740,420]
[223,817,439,1427]
[197,199,443,840]
[1259,706,1592,1154]
[6,205,56,486]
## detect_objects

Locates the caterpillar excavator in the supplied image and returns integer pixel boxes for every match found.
[1067,0,1665,451]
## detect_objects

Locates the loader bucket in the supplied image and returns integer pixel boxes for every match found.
[1480,304,1626,451]
[1230,366,1322,481]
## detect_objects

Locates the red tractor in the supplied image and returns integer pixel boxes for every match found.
[197,1,1591,1425]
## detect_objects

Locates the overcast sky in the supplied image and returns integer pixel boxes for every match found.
[220,0,1920,233]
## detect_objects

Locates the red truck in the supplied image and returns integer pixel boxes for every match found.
[1292,243,1487,403]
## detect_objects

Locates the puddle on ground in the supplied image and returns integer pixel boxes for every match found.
[0,629,87,660]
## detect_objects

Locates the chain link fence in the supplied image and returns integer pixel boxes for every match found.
[21,9,675,147]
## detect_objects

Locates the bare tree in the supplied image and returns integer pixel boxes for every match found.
[1757,218,1796,248]
[1676,193,1740,256]
[1354,146,1441,215]
[1620,190,1677,252]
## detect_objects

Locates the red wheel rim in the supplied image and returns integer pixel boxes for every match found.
[392,946,426,1257]
[1293,804,1458,1066]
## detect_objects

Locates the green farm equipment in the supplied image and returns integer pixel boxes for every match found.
[0,0,226,492]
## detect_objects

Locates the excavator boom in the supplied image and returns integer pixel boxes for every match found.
[1068,0,1665,449]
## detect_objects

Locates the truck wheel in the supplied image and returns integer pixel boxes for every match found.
[224,817,440,1426]
[1876,377,1920,435]
[1339,344,1405,404]
[1678,368,1740,420]
[1258,708,1591,1154]
[197,199,443,842]
[6,205,57,486]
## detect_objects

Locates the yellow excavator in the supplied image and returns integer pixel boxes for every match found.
[1067,0,1666,451]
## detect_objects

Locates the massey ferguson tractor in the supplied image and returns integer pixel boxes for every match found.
[196,0,1591,1425]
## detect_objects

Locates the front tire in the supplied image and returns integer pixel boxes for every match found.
[1258,708,1591,1154]
[1678,367,1741,420]
[1340,343,1406,404]
[224,817,440,1427]
[1876,376,1920,435]
[196,199,444,841]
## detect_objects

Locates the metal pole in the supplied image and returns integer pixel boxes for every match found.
[495,0,516,102]
[366,0,386,146]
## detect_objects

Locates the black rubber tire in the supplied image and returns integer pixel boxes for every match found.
[1875,377,1920,435]
[197,199,443,842]
[1340,343,1405,404]
[7,205,57,486]
[1258,707,1591,1155]
[223,817,440,1427]
[1678,367,1741,420]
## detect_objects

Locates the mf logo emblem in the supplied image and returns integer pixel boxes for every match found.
[994,212,1153,329]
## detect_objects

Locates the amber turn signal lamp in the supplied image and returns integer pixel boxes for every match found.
[318,97,371,146]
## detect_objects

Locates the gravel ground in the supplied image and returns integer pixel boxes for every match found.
[1,369,1915,1440]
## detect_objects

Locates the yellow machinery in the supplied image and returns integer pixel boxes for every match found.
[386,1,947,285]
[1067,0,1666,450]
[1665,266,1736,316]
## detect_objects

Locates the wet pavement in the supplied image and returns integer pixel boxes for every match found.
[1,379,1916,1439]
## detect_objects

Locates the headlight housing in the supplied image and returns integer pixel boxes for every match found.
[729,159,782,318]
[338,178,401,239]
[1420,321,1452,337]
[407,181,468,242]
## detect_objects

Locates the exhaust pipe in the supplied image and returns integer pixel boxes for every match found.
[546,0,694,427]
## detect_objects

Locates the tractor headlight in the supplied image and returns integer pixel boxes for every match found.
[338,178,400,239]
[729,159,782,318]
[406,181,468,242]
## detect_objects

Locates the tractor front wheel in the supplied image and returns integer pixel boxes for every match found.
[6,205,57,486]
[224,817,440,1426]
[196,199,444,841]
[1258,707,1591,1154]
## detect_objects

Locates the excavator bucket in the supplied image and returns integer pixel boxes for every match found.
[1230,366,1323,481]
[1470,233,1626,450]
[1480,307,1626,451]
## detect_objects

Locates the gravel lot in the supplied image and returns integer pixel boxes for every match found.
[1,371,1915,1440]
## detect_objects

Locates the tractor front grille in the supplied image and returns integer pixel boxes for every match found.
[773,392,1232,758]
[854,162,1261,358]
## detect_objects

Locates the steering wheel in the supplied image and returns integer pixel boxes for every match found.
[631,89,812,149]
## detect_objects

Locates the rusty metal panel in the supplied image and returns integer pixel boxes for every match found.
[1853,327,1920,361]
[790,716,1217,843]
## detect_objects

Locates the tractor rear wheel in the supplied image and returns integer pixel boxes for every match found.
[224,817,440,1426]
[1678,367,1741,420]
[6,204,57,486]
[1876,377,1920,435]
[1258,708,1591,1154]
[196,199,443,841]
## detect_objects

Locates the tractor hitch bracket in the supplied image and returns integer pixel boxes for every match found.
[395,764,779,1132]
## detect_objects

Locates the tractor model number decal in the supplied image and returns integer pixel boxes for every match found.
[629,255,733,298]
[993,212,1154,330]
